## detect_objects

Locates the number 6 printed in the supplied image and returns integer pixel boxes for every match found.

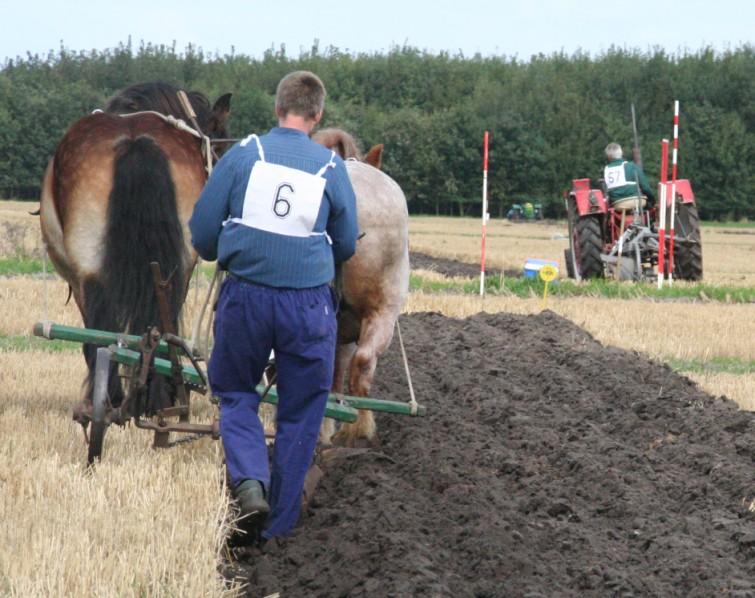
[273,183,294,218]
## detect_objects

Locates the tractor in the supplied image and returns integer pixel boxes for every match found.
[507,201,543,221]
[564,177,703,282]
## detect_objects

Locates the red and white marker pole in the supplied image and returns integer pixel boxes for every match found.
[657,138,669,289]
[480,130,489,297]
[668,101,680,286]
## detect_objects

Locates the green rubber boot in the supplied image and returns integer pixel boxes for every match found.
[234,479,270,520]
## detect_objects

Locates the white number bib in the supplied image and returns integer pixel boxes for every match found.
[230,134,335,238]
[604,162,629,189]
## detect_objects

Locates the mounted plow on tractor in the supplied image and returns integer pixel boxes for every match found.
[33,262,425,465]
[564,174,702,282]
[564,103,703,284]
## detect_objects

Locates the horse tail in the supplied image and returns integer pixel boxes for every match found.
[82,135,186,407]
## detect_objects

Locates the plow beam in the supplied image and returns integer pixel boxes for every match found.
[33,322,198,359]
[330,393,427,417]
[34,322,427,421]
[107,346,359,423]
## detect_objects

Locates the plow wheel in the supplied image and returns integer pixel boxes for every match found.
[568,212,604,280]
[616,256,639,281]
[87,348,111,465]
[673,202,703,281]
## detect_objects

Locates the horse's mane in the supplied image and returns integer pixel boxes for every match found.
[105,81,215,134]
[312,127,384,170]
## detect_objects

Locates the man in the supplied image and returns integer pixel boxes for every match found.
[603,142,655,209]
[189,71,358,541]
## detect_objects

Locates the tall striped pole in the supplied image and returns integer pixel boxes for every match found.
[668,101,680,286]
[657,138,669,288]
[480,130,489,296]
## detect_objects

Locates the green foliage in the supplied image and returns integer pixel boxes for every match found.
[0,43,753,218]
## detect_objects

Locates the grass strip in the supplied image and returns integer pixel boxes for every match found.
[0,256,214,278]
[0,334,78,353]
[668,357,755,376]
[410,273,755,303]
[0,256,49,276]
[411,230,555,240]
[701,221,755,229]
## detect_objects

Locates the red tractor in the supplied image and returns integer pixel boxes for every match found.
[564,178,703,281]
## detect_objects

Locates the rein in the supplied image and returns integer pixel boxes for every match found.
[176,90,214,174]
[95,106,241,175]
[171,91,227,359]
[173,92,241,170]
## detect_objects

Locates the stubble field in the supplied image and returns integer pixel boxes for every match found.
[1,201,754,595]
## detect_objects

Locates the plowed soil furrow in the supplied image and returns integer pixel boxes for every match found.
[230,311,754,598]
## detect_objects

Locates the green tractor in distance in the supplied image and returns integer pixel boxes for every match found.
[507,201,544,222]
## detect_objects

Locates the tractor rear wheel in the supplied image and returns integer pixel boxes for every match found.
[673,202,703,281]
[572,216,604,279]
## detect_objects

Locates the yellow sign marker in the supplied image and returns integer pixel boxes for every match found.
[539,265,557,283]
[539,265,557,310]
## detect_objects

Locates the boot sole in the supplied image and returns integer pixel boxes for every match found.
[239,504,270,528]
[227,507,269,548]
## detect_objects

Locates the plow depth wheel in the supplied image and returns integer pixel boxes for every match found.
[617,256,639,281]
[87,347,111,465]
[673,202,703,281]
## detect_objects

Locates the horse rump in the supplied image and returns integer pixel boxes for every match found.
[82,135,186,410]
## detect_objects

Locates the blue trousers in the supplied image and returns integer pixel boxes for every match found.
[209,276,336,539]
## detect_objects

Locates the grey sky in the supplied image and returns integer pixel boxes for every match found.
[0,0,751,63]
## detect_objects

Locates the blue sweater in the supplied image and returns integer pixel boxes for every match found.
[189,127,358,288]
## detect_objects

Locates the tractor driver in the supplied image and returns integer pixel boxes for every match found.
[189,71,358,542]
[603,142,655,210]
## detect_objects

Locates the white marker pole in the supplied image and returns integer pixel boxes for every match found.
[657,138,669,289]
[480,131,489,297]
[668,101,679,287]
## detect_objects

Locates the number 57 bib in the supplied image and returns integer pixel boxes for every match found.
[230,134,335,238]
[604,162,629,189]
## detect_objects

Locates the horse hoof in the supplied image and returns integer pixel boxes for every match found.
[330,431,380,449]
[72,400,92,424]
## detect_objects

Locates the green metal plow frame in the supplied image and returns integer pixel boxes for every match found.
[33,322,426,421]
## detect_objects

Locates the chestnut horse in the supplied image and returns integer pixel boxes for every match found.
[40,82,231,416]
[312,129,409,446]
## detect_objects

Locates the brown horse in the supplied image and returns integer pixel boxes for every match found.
[40,82,231,416]
[312,128,409,446]
[313,127,384,170]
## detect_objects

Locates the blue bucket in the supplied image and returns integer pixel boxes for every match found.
[523,258,559,279]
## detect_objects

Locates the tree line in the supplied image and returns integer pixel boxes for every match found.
[1,41,753,220]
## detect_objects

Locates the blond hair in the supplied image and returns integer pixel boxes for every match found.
[275,71,326,119]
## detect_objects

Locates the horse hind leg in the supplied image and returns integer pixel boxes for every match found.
[72,277,125,426]
[333,312,396,448]
[319,341,356,445]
